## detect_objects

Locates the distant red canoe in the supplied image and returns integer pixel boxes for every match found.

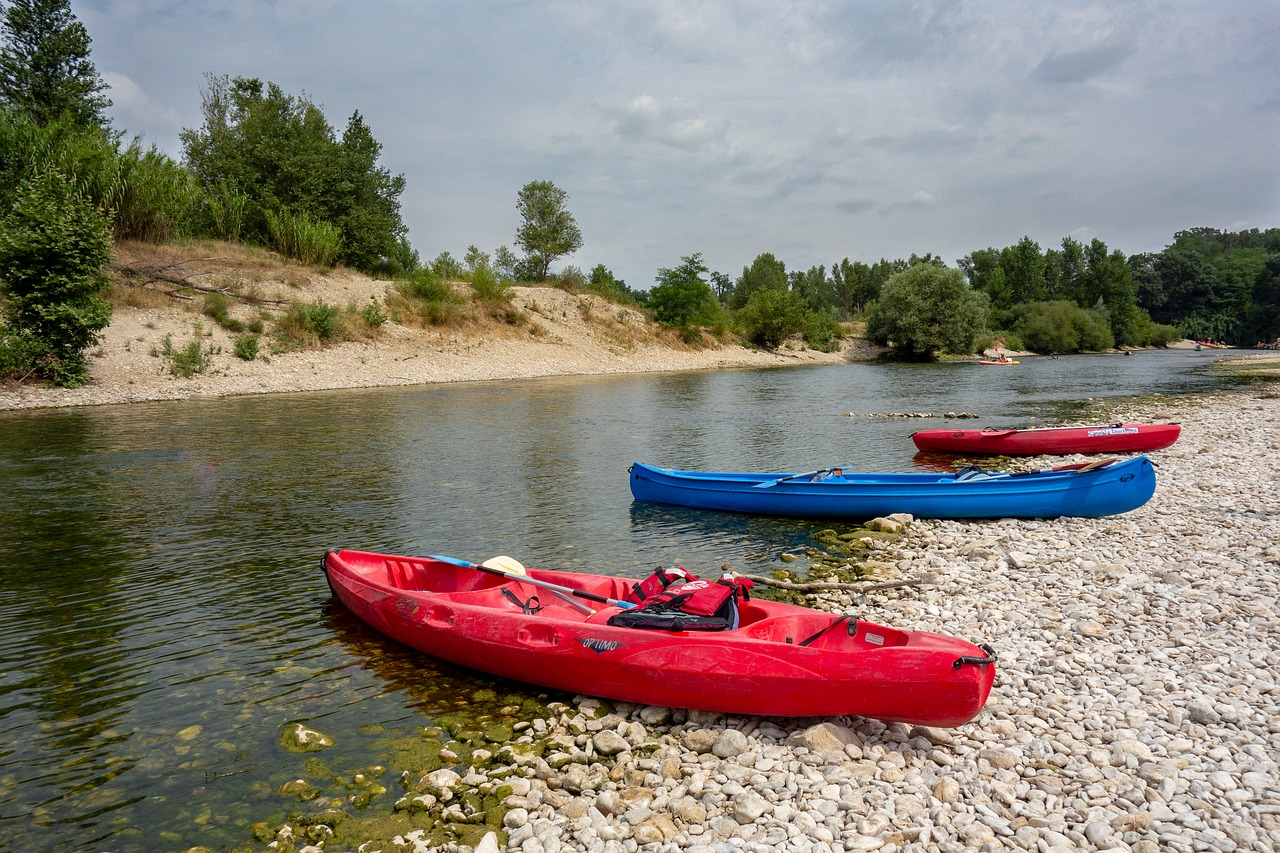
[912,422,1181,456]
[324,549,997,726]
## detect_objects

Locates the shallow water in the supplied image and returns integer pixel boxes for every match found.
[0,350,1241,850]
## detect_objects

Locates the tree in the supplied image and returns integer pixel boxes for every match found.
[1000,237,1046,306]
[514,180,582,281]
[730,252,786,310]
[180,75,406,272]
[0,167,111,386]
[648,253,721,332]
[789,264,836,315]
[0,0,110,128]
[866,264,987,359]
[737,285,805,349]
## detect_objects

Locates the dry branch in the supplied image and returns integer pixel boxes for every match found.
[110,260,288,305]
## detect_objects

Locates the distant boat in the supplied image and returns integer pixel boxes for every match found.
[911,423,1181,456]
[977,358,1019,365]
[628,456,1156,520]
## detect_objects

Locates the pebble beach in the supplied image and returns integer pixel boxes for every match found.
[360,370,1280,853]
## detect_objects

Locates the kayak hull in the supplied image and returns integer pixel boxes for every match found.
[912,423,1181,456]
[324,549,997,726]
[628,456,1156,519]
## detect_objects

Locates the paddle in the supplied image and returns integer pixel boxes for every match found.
[1005,457,1120,478]
[427,554,638,611]
[753,466,848,488]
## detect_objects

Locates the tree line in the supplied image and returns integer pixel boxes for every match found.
[1,0,1277,388]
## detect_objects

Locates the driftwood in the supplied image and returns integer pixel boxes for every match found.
[111,260,288,305]
[741,575,924,595]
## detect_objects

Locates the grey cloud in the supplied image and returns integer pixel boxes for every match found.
[1032,39,1134,84]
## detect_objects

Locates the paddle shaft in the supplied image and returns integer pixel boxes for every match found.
[754,465,849,488]
[429,555,637,610]
[474,564,638,610]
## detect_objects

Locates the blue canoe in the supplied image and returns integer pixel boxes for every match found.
[629,456,1156,520]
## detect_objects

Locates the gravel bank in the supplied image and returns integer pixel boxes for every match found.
[354,380,1279,853]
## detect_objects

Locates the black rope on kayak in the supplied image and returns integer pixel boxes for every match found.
[798,614,858,647]
[953,643,997,669]
[501,588,542,615]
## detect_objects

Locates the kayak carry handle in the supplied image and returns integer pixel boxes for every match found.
[953,643,997,669]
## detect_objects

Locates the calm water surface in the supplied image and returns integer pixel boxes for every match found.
[0,350,1241,850]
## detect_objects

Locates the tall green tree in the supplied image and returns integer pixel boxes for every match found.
[180,75,406,272]
[0,0,110,128]
[789,264,836,315]
[648,253,721,331]
[1000,237,1046,306]
[0,167,111,386]
[729,252,786,310]
[514,180,582,281]
[866,264,987,359]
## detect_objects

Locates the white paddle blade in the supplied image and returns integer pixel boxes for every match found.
[482,555,527,576]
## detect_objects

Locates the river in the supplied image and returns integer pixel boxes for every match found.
[0,349,1242,851]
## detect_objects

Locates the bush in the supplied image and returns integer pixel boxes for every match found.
[0,168,113,387]
[233,334,260,361]
[274,299,340,349]
[470,265,514,305]
[155,334,216,377]
[303,300,339,341]
[389,269,462,326]
[802,309,843,352]
[0,327,47,383]
[359,300,387,328]
[736,287,805,349]
[1012,300,1114,353]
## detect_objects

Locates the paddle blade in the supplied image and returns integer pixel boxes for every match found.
[482,556,527,576]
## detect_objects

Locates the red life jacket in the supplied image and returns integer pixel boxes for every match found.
[609,567,753,632]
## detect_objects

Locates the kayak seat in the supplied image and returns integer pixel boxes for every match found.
[741,613,850,646]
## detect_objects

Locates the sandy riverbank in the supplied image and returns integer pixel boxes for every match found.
[1,243,874,411]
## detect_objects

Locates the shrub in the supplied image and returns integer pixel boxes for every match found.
[233,334,260,361]
[470,264,514,305]
[0,168,113,387]
[359,300,387,328]
[155,334,216,377]
[274,299,341,349]
[0,327,47,383]
[303,300,339,341]
[1012,301,1114,353]
[802,309,843,352]
[389,269,462,326]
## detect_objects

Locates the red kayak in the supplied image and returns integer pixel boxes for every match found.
[323,549,997,726]
[912,422,1181,456]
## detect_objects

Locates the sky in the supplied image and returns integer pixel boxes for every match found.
[77,1,1280,289]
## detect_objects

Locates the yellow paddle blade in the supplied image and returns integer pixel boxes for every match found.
[482,555,527,576]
